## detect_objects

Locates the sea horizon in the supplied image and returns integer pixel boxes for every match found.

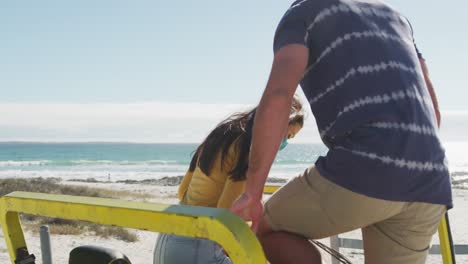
[0,142,467,188]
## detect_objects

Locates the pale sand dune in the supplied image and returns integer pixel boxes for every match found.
[1,182,466,264]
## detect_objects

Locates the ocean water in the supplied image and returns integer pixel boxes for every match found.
[0,143,326,182]
[0,142,466,187]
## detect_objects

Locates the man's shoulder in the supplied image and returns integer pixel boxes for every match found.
[284,0,404,22]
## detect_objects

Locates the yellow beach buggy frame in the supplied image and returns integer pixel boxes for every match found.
[0,187,459,264]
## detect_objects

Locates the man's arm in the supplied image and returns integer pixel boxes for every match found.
[245,44,308,198]
[419,58,441,127]
[230,44,308,230]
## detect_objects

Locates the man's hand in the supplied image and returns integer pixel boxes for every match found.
[232,44,308,232]
[230,193,264,233]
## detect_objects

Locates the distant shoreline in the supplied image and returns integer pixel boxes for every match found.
[0,141,324,145]
[1,176,466,189]
[0,141,201,145]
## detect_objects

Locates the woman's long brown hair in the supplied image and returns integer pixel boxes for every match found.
[188,96,304,181]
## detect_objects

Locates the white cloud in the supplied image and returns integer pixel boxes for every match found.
[0,102,251,127]
[439,110,468,142]
[0,102,254,142]
[0,102,465,143]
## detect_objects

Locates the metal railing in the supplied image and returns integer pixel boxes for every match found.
[0,191,266,264]
[1,187,464,264]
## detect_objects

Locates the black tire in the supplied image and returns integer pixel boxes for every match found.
[69,245,131,264]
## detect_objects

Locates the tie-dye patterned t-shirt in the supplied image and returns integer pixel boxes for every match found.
[274,0,452,207]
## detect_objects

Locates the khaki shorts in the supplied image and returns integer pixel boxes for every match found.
[264,166,446,264]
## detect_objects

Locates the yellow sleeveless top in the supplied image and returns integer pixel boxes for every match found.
[177,141,246,209]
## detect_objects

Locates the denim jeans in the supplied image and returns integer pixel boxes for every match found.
[154,233,232,264]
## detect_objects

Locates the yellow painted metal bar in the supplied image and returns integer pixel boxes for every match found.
[438,214,455,264]
[263,185,281,194]
[0,191,266,264]
[0,210,27,260]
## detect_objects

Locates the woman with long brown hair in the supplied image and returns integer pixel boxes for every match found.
[154,97,304,264]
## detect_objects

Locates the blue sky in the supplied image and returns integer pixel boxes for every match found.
[0,0,467,142]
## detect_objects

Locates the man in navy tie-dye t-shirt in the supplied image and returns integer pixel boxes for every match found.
[231,1,452,263]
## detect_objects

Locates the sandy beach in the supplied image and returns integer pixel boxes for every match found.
[0,180,467,264]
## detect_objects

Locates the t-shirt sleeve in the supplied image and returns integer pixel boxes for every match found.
[414,44,423,60]
[405,17,424,60]
[273,4,309,53]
